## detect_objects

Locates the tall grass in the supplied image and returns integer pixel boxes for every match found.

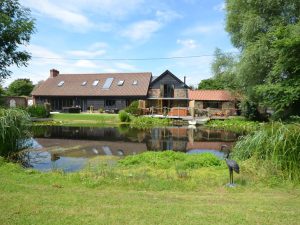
[0,108,31,157]
[233,123,300,180]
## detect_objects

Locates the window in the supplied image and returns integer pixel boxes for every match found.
[105,99,116,107]
[162,84,174,97]
[81,81,87,86]
[203,101,222,109]
[103,78,114,89]
[92,80,99,86]
[132,80,138,85]
[117,80,124,86]
[57,81,64,87]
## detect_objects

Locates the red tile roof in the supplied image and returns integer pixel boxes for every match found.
[32,72,152,97]
[188,90,235,101]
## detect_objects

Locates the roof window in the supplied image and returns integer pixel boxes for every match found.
[117,80,124,86]
[103,78,114,89]
[57,81,64,87]
[81,81,87,86]
[92,80,99,86]
[132,80,138,85]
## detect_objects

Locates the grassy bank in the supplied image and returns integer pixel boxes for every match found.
[0,153,300,225]
[47,113,120,126]
[205,117,260,133]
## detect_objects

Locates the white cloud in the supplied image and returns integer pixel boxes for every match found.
[122,20,162,41]
[166,39,213,86]
[213,2,226,12]
[176,39,198,49]
[62,0,144,18]
[115,62,137,71]
[156,10,182,23]
[21,0,94,31]
[74,60,98,68]
[184,23,224,35]
[67,42,108,58]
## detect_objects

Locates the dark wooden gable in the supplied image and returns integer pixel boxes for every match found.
[150,70,189,89]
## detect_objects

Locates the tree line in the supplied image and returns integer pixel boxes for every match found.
[198,0,300,120]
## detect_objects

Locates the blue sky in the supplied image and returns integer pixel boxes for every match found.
[6,0,235,87]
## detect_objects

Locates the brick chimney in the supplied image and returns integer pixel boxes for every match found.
[50,69,59,78]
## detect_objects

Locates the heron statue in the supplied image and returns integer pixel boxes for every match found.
[221,145,240,186]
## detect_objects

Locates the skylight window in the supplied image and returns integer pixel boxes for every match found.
[103,78,114,89]
[57,81,64,87]
[132,80,138,85]
[92,80,99,86]
[117,80,124,86]
[81,81,87,86]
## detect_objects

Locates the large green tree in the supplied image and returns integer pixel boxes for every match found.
[0,0,35,80]
[7,78,34,96]
[225,0,300,119]
[198,48,239,90]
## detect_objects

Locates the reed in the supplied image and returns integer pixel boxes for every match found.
[0,108,31,157]
[233,122,300,180]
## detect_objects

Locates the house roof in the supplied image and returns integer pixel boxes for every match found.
[150,70,190,88]
[188,90,236,101]
[32,72,152,97]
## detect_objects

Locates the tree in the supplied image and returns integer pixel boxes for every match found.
[7,78,34,96]
[0,0,35,80]
[225,0,300,119]
[198,48,239,90]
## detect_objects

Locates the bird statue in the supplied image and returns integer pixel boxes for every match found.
[221,145,240,186]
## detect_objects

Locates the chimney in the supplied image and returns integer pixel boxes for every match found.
[50,69,59,78]
[184,76,186,85]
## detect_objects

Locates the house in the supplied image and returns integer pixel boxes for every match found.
[146,70,190,115]
[32,69,238,116]
[188,90,238,117]
[32,69,152,111]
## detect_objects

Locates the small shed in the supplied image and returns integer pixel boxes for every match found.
[188,90,238,117]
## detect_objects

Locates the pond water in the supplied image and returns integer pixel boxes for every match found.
[22,125,240,172]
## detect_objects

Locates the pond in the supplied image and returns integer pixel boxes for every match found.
[22,125,240,172]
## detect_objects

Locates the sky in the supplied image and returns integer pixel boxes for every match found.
[5,0,235,87]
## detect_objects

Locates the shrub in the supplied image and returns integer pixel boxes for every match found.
[124,101,139,115]
[27,105,48,118]
[0,108,31,157]
[118,110,131,122]
[118,151,222,169]
[130,117,170,129]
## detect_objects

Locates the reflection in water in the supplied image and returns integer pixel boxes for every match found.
[23,125,240,172]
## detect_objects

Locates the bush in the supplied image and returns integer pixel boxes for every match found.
[118,151,222,169]
[0,108,31,157]
[118,110,131,122]
[124,101,139,115]
[130,116,170,129]
[27,105,48,118]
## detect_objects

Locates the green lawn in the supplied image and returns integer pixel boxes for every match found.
[0,156,299,225]
[50,113,120,126]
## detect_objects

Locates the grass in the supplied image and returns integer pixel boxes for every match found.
[233,123,300,180]
[205,117,260,133]
[0,154,300,225]
[50,113,120,126]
